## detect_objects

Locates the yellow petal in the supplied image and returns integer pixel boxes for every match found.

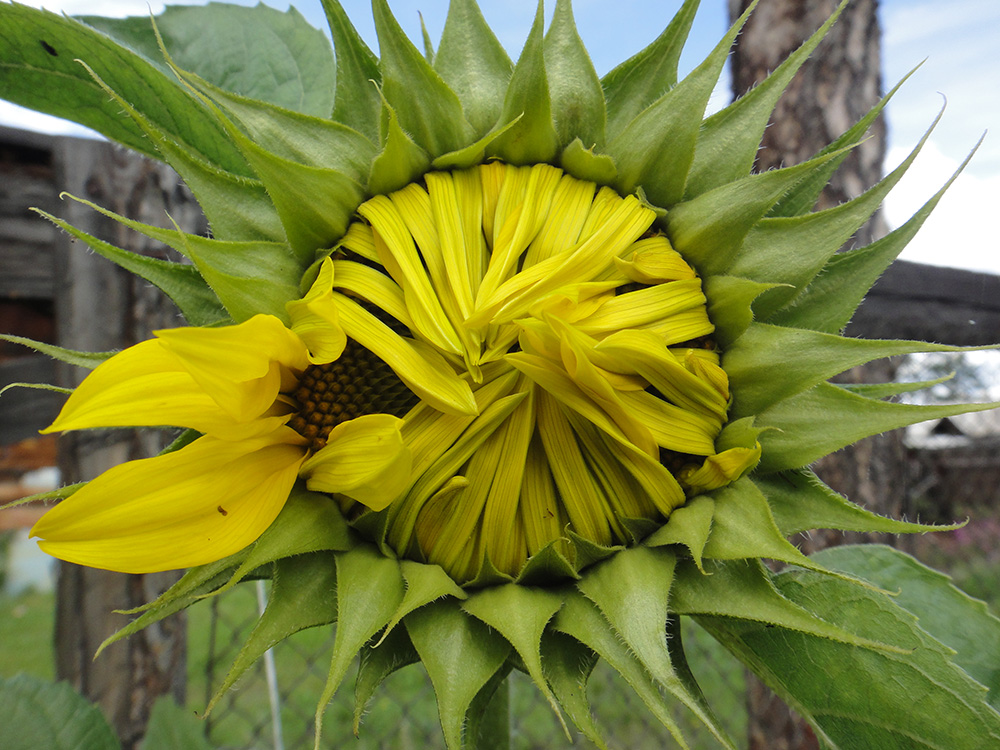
[302,414,411,511]
[286,256,346,363]
[43,338,284,437]
[31,433,305,573]
[156,314,309,420]
[681,444,763,494]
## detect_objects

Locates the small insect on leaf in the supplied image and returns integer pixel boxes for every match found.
[217,506,228,516]
[39,40,58,56]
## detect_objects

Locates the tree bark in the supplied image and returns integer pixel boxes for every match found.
[727,2,894,748]
[51,137,206,750]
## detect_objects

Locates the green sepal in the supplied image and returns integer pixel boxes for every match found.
[315,544,405,734]
[667,148,842,278]
[465,663,515,750]
[487,1,560,166]
[431,116,522,172]
[82,3,336,119]
[768,67,919,219]
[0,382,71,401]
[715,416,765,453]
[725,322,990,418]
[739,103,942,319]
[672,558,896,653]
[0,481,84,511]
[704,275,779,348]
[771,138,981,333]
[419,12,435,62]
[463,584,569,737]
[567,529,621,571]
[189,92,364,261]
[643,495,715,572]
[756,381,1000,473]
[754,469,953,537]
[0,3,247,174]
[842,374,956,399]
[321,0,382,142]
[608,1,752,208]
[405,599,512,750]
[815,544,1000,704]
[168,69,375,180]
[205,552,338,714]
[552,588,699,750]
[353,622,421,735]
[54,194,301,323]
[369,99,432,196]
[700,563,1000,748]
[379,560,467,643]
[538,631,606,750]
[434,0,512,137]
[575,546,731,746]
[601,0,699,140]
[34,208,228,327]
[73,59,284,243]
[515,540,580,586]
[701,478,819,572]
[372,0,474,157]
[207,487,355,599]
[544,0,606,151]
[559,138,617,185]
[0,334,113,370]
[684,0,846,197]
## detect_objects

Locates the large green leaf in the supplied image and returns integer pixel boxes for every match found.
[81,3,336,118]
[143,696,213,750]
[700,562,1000,749]
[0,675,119,750]
[815,544,1000,707]
[0,3,247,174]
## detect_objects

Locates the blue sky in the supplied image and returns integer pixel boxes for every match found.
[2,0,998,274]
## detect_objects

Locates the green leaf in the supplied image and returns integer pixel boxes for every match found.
[80,3,336,117]
[0,674,119,750]
[487,1,560,166]
[756,382,1000,473]
[0,482,84,511]
[544,0,605,151]
[700,563,1000,749]
[372,0,474,157]
[434,0,512,136]
[0,3,248,174]
[143,696,213,750]
[815,544,1000,707]
[608,1,750,208]
[685,0,846,197]
[0,334,113,370]
[321,0,382,141]
[644,495,715,572]
[405,599,512,750]
[34,209,228,327]
[754,469,947,537]
[316,544,405,730]
[725,322,988,418]
[463,583,569,737]
[379,560,467,643]
[207,553,338,712]
[703,275,777,349]
[601,0,699,140]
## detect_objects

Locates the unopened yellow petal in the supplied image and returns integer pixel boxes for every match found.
[286,257,346,363]
[681,444,762,494]
[31,434,304,573]
[302,414,411,511]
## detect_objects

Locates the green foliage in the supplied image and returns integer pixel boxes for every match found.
[0,674,119,750]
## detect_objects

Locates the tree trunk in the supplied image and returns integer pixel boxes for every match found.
[726,1,895,747]
[51,137,206,750]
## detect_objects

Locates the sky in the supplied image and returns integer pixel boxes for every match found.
[2,0,998,275]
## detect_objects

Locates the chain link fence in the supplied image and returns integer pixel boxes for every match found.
[191,582,747,750]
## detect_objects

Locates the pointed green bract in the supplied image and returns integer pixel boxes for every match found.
[544,0,605,151]
[322,0,382,140]
[353,623,421,733]
[0,335,113,370]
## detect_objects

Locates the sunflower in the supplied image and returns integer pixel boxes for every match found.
[2,0,998,747]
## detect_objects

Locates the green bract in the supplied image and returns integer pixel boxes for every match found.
[2,1,999,748]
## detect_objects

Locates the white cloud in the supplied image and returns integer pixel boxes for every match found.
[885,140,1000,275]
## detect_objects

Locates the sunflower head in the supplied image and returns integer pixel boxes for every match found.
[3,0,998,747]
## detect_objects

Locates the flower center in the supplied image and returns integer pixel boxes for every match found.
[324,162,761,583]
[288,340,416,452]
